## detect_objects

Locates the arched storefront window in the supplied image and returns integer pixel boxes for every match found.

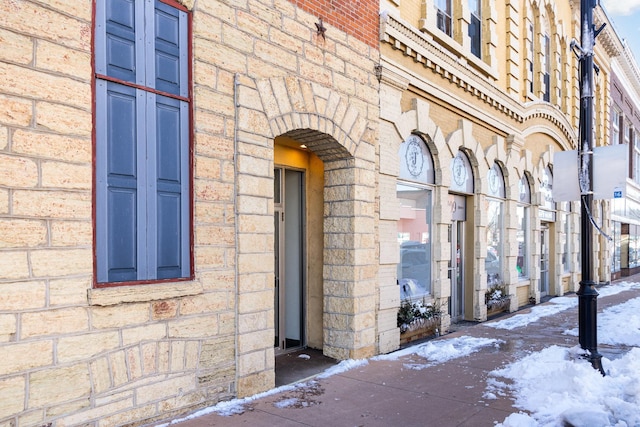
[560,202,571,273]
[540,166,555,221]
[517,175,531,279]
[486,163,505,286]
[397,135,435,300]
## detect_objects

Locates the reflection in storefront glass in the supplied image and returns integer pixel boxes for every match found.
[397,184,432,300]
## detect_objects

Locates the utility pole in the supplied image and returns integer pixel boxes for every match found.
[572,0,605,375]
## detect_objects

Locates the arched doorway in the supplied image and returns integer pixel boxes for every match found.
[233,75,378,395]
[273,137,325,354]
[448,151,474,322]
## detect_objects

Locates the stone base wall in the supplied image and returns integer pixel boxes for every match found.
[0,0,379,426]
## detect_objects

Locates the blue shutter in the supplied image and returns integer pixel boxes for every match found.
[96,82,142,282]
[107,83,140,282]
[153,95,184,278]
[152,1,182,95]
[100,0,145,83]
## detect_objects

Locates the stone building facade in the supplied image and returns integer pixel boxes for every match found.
[0,0,632,425]
[377,0,620,338]
[0,0,380,425]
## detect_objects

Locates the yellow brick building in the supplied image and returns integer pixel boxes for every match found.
[377,0,621,346]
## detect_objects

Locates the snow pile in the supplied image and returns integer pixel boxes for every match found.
[489,346,640,426]
[374,336,501,369]
[564,296,640,346]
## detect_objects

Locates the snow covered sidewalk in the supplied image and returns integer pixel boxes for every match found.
[155,281,640,427]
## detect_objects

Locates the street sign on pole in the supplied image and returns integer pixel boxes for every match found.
[553,144,628,202]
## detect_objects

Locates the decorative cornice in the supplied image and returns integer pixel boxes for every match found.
[381,13,524,123]
[380,12,578,147]
[594,7,623,59]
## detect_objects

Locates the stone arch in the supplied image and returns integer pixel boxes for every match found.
[234,74,378,394]
[253,76,367,159]
[446,119,485,191]
[522,104,577,150]
[534,146,554,196]
[485,137,510,198]
[392,98,448,186]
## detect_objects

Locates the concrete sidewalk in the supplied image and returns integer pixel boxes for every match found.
[153,283,640,427]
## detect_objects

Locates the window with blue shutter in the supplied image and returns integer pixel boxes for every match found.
[95,0,191,285]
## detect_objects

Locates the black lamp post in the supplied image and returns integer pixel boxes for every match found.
[574,0,605,375]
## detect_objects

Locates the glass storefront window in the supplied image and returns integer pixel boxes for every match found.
[517,176,531,279]
[631,226,640,269]
[612,221,621,273]
[397,135,434,301]
[486,199,503,285]
[517,205,529,278]
[486,163,505,286]
[397,184,432,299]
[560,203,570,273]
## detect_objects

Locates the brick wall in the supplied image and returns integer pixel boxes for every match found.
[290,0,380,48]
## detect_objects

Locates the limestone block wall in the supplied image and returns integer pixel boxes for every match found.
[0,1,239,425]
[0,0,381,425]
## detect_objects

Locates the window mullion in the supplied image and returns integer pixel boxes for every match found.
[180,100,190,276]
[145,91,158,280]
[179,8,189,98]
[95,80,109,282]
[135,0,147,86]
[136,89,150,280]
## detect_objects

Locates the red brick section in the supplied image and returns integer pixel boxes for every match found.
[290,0,379,48]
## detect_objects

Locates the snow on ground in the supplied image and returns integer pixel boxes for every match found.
[157,337,497,424]
[489,346,640,427]
[564,296,640,346]
[158,281,640,426]
[373,336,502,369]
[485,296,576,330]
[488,281,640,426]
[486,281,640,331]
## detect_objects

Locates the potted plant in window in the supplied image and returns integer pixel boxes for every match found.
[485,282,512,316]
[397,298,441,344]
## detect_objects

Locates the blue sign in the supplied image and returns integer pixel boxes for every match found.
[614,190,623,199]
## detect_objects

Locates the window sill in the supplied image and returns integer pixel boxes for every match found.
[88,280,204,306]
[420,26,498,81]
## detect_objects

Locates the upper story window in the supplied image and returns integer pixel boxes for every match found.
[625,122,632,145]
[527,23,534,94]
[612,108,622,145]
[468,0,481,58]
[542,34,551,102]
[633,129,640,184]
[94,0,192,285]
[436,0,453,37]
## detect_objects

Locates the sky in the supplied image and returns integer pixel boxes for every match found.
[158,280,640,426]
[601,0,640,65]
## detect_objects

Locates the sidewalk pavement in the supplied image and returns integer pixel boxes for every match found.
[154,281,640,427]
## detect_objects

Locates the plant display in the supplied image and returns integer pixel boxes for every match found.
[397,299,441,333]
[485,282,511,311]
